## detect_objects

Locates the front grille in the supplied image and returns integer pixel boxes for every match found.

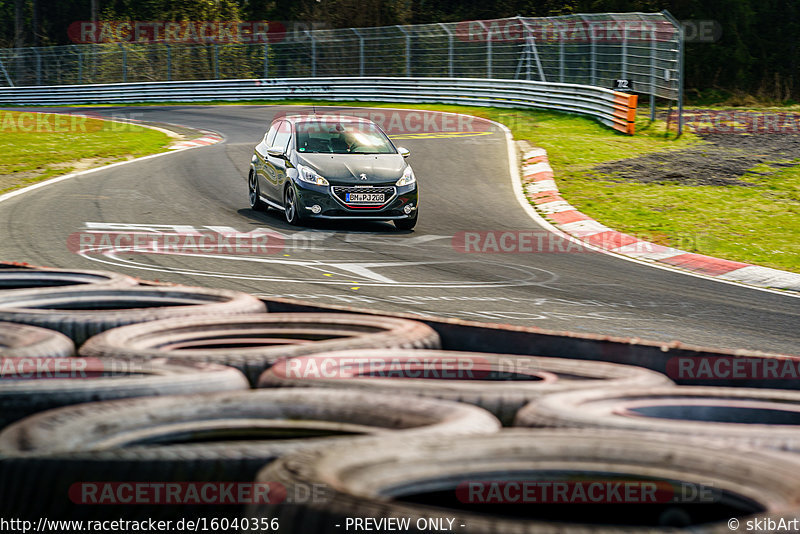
[332,186,396,206]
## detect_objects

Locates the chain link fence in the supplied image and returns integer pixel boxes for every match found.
[0,12,683,127]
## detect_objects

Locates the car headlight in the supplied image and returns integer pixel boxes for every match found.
[297,164,329,186]
[396,166,416,187]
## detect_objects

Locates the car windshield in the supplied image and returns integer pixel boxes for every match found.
[295,120,396,154]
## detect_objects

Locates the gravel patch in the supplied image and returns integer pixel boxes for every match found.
[592,111,800,186]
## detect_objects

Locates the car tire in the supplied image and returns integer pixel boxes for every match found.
[0,358,249,429]
[394,211,417,231]
[248,429,800,533]
[79,313,441,385]
[248,171,266,211]
[0,390,500,520]
[513,386,800,452]
[259,349,674,425]
[0,286,267,345]
[284,183,304,226]
[0,321,74,359]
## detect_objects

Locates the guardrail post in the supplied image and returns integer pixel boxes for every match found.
[0,54,13,87]
[311,34,316,77]
[649,28,656,120]
[120,44,127,83]
[167,44,172,81]
[31,48,42,85]
[662,10,683,136]
[264,42,269,78]
[214,44,220,79]
[589,20,596,86]
[559,23,565,83]
[676,21,684,135]
[352,28,364,77]
[520,19,545,82]
[396,25,411,76]
[487,28,493,78]
[438,23,453,77]
[475,21,490,78]
[77,48,83,84]
[620,22,628,80]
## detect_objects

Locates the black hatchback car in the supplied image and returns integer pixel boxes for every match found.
[248,114,418,230]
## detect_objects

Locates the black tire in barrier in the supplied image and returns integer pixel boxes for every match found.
[258,348,674,425]
[79,313,441,384]
[248,429,800,533]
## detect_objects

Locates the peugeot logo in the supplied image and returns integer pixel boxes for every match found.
[359,173,368,180]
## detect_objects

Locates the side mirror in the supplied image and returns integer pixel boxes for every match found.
[266,146,285,158]
[397,147,410,158]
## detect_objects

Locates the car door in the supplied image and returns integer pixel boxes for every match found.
[263,120,292,203]
[254,121,280,201]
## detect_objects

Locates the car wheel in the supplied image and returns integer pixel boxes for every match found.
[284,184,303,226]
[248,172,266,211]
[394,211,417,231]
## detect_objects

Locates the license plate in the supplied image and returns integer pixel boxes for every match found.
[346,193,384,203]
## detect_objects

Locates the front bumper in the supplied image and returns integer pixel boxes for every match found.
[294,181,418,220]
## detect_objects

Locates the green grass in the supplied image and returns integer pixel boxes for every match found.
[0,111,171,194]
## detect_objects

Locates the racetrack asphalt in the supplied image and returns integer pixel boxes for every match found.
[0,104,797,355]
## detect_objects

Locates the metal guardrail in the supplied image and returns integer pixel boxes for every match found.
[0,76,639,134]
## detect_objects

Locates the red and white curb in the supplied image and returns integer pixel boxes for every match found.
[168,130,223,150]
[521,147,800,293]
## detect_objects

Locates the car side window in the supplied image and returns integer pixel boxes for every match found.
[272,121,292,152]
[264,122,280,146]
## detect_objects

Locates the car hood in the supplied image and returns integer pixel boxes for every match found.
[296,153,405,184]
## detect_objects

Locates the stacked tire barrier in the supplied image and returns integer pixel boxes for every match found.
[1,263,799,532]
